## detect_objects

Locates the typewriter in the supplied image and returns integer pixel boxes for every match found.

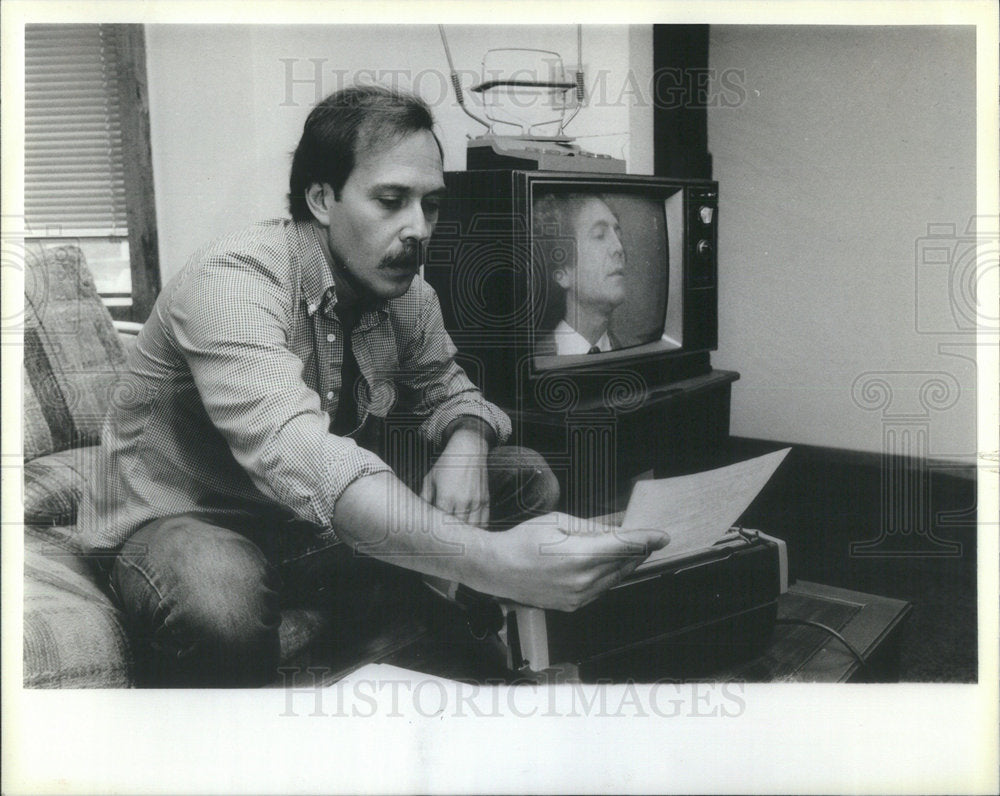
[425,527,788,682]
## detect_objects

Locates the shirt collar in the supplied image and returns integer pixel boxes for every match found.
[553,320,611,355]
[295,220,389,327]
[296,221,337,318]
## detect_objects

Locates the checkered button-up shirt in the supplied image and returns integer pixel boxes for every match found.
[79,219,511,551]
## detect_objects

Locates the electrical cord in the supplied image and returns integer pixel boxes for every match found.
[775,617,869,674]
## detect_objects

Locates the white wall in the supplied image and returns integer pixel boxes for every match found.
[708,26,977,462]
[145,24,651,282]
[145,24,976,461]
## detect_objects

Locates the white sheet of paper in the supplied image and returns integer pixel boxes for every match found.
[332,662,457,687]
[622,448,791,569]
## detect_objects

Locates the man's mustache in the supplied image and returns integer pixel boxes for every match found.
[380,244,422,271]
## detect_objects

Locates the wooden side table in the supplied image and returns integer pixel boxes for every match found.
[746,580,913,683]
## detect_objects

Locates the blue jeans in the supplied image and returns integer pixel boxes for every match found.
[110,446,559,687]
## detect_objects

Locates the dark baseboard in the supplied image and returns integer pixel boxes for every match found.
[729,436,977,481]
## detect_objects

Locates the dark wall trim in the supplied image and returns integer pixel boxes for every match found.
[652,25,713,179]
[729,436,978,484]
[116,24,161,323]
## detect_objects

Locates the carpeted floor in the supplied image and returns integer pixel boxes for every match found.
[724,438,978,682]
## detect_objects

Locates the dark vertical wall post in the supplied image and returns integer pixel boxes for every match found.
[653,25,713,179]
[117,24,162,323]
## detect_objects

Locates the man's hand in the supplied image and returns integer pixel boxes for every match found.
[334,474,667,613]
[420,426,490,527]
[467,512,669,612]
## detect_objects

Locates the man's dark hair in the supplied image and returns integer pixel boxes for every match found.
[288,85,441,221]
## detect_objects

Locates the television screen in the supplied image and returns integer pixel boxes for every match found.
[531,186,685,367]
[427,170,716,411]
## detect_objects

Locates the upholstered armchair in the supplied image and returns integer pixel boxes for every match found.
[21,244,335,687]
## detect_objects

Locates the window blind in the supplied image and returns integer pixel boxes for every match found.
[25,24,129,237]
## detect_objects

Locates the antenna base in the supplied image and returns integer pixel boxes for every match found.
[466,135,626,173]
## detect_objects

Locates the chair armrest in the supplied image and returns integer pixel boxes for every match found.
[112,320,143,336]
[113,320,142,355]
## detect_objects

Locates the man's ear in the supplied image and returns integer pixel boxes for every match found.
[304,183,334,225]
[553,267,572,290]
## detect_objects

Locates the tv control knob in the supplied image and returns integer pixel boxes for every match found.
[699,205,714,225]
[696,239,713,259]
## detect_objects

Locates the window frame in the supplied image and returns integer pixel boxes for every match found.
[24,23,160,323]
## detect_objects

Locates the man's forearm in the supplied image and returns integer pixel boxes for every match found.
[331,471,493,585]
[441,415,496,450]
[332,472,671,612]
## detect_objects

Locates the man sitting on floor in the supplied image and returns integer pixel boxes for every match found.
[80,85,666,686]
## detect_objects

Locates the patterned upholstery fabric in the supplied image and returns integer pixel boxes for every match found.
[23,365,56,460]
[23,244,127,462]
[21,244,337,687]
[24,518,89,559]
[23,530,134,688]
[23,446,98,526]
[23,524,333,687]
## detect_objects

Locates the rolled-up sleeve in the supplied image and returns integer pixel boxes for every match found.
[396,285,512,447]
[168,253,391,529]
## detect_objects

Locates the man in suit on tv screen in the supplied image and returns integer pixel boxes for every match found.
[79,85,666,686]
[534,192,628,355]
